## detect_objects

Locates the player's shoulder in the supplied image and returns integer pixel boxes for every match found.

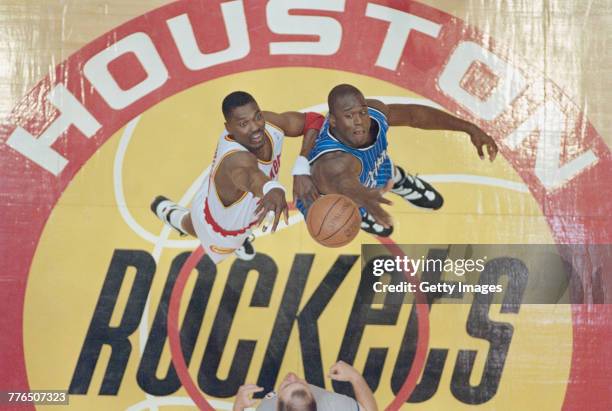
[265,120,285,137]
[309,385,360,410]
[316,150,352,161]
[218,149,257,170]
[311,145,361,169]
[312,150,360,174]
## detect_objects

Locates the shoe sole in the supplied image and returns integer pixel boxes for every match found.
[392,191,444,211]
[360,223,394,237]
[235,252,256,261]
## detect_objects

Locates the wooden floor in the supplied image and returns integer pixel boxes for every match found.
[0,0,609,144]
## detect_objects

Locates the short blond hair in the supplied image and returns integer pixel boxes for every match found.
[277,388,317,411]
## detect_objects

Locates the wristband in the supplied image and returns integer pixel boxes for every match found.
[291,155,311,176]
[262,180,286,195]
[304,112,325,132]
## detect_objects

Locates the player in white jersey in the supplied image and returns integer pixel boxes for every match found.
[151,91,323,263]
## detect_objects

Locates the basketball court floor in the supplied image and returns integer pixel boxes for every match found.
[0,1,610,410]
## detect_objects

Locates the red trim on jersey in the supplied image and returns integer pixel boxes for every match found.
[203,198,257,237]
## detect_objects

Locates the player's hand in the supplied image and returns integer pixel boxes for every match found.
[468,125,498,161]
[293,175,320,206]
[233,384,263,411]
[255,188,289,232]
[328,361,360,383]
[359,180,393,228]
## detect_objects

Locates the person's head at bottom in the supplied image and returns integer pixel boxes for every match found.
[277,372,317,411]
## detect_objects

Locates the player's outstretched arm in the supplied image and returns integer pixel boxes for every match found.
[312,151,393,228]
[262,110,323,152]
[224,152,289,232]
[292,126,321,205]
[264,111,325,205]
[366,98,498,161]
[263,110,309,136]
[225,152,271,197]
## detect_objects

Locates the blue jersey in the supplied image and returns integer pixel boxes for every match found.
[297,107,393,216]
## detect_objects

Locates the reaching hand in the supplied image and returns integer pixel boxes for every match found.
[233,384,263,411]
[255,187,289,232]
[293,175,320,206]
[468,126,498,161]
[358,180,393,228]
[328,361,360,383]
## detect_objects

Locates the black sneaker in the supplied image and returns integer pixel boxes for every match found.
[360,211,394,237]
[391,166,443,210]
[234,236,255,260]
[151,195,189,236]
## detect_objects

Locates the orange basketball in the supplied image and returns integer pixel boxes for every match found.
[306,194,361,247]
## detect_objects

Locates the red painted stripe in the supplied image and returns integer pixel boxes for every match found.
[167,246,215,411]
[377,237,430,410]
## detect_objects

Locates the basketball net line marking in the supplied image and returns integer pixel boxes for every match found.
[112,98,529,410]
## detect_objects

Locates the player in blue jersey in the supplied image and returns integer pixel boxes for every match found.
[297,84,497,237]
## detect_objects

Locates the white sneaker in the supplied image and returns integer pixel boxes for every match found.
[360,211,394,237]
[391,166,444,210]
[234,236,255,260]
[150,195,189,236]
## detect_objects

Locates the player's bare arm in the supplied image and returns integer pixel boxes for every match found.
[261,110,321,159]
[264,110,324,204]
[291,127,321,204]
[311,151,393,228]
[366,98,498,161]
[220,151,289,232]
[232,384,263,411]
[329,361,379,411]
[262,110,308,136]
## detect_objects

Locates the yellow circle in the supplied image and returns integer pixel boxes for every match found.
[25,68,571,410]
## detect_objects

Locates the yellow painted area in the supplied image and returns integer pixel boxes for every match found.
[25,68,571,410]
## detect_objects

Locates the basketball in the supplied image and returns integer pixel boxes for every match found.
[306,194,361,247]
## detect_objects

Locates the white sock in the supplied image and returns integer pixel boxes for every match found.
[169,208,189,231]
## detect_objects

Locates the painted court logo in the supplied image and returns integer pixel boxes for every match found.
[0,1,610,410]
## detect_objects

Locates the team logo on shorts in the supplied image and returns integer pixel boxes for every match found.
[210,245,237,255]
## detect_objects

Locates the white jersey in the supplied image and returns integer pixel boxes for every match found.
[191,122,285,263]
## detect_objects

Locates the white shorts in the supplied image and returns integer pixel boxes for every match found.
[190,178,251,264]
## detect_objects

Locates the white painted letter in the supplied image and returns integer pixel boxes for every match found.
[6,84,101,175]
[167,0,250,70]
[366,3,441,71]
[83,32,168,110]
[267,0,345,55]
[438,41,527,121]
[505,100,598,190]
